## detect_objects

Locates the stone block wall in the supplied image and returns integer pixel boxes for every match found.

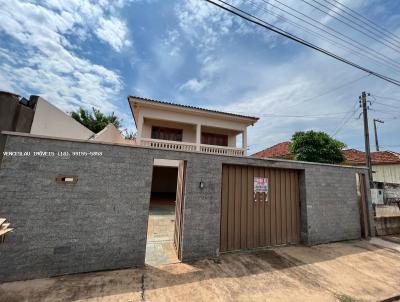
[0,135,153,281]
[0,133,372,281]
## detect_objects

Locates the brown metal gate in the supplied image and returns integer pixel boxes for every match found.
[220,165,300,252]
[174,161,186,260]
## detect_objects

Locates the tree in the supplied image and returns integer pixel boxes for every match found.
[123,130,136,140]
[289,130,346,164]
[70,107,122,134]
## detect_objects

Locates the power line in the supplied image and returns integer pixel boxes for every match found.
[320,0,400,45]
[249,112,353,118]
[205,0,400,87]
[331,113,357,136]
[259,0,400,70]
[221,109,354,118]
[370,108,400,115]
[300,0,400,53]
[373,101,400,109]
[331,100,359,136]
[284,74,370,109]
[214,74,369,116]
[246,1,400,73]
[372,95,400,103]
[383,116,400,120]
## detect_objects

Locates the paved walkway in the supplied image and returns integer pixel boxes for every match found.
[145,199,178,266]
[370,235,400,253]
[1,239,400,302]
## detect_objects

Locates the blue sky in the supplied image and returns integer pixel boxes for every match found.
[0,0,399,154]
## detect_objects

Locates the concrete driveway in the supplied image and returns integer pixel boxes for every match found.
[1,239,400,302]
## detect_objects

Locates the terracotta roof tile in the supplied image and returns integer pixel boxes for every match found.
[344,149,400,165]
[254,143,400,165]
[252,141,292,159]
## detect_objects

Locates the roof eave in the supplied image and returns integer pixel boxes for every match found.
[128,96,259,124]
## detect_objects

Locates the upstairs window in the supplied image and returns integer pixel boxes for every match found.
[201,132,228,147]
[151,126,183,142]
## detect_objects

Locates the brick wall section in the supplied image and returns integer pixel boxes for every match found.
[0,134,373,281]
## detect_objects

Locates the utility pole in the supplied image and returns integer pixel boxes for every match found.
[359,92,374,188]
[373,118,384,151]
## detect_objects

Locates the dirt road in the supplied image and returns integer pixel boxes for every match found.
[1,239,400,302]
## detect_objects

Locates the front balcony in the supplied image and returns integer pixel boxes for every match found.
[140,138,246,156]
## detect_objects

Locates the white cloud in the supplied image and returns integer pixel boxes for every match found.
[96,17,132,51]
[179,78,208,92]
[171,0,400,153]
[175,0,239,51]
[0,0,133,113]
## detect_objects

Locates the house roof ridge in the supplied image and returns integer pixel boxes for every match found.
[386,150,400,157]
[344,148,362,151]
[128,95,259,121]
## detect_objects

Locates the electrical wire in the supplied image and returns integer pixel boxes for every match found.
[248,112,353,118]
[300,0,400,53]
[259,0,400,70]
[205,0,400,87]
[372,95,400,103]
[284,74,370,109]
[373,101,400,109]
[331,114,356,136]
[370,108,400,115]
[218,109,355,118]
[320,0,400,45]
[331,100,359,136]
[226,73,370,113]
[246,0,400,73]
[214,73,370,118]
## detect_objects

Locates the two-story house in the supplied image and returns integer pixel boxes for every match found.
[128,96,259,156]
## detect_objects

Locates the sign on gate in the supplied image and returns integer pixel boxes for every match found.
[254,177,268,193]
[254,177,269,202]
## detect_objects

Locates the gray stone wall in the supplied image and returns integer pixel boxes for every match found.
[0,134,372,282]
[303,166,362,244]
[0,136,154,281]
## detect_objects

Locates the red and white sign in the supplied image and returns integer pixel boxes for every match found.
[254,177,268,193]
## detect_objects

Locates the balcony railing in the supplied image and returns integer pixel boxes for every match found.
[140,138,197,152]
[200,144,245,156]
[140,138,245,156]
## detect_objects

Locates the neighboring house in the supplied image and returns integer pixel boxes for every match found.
[253,141,400,185]
[343,149,400,185]
[0,91,35,133]
[30,97,95,140]
[252,141,292,159]
[128,96,259,156]
[0,91,127,144]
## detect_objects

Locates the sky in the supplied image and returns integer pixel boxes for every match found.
[0,0,399,154]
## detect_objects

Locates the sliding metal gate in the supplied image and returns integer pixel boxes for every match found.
[220,165,301,252]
